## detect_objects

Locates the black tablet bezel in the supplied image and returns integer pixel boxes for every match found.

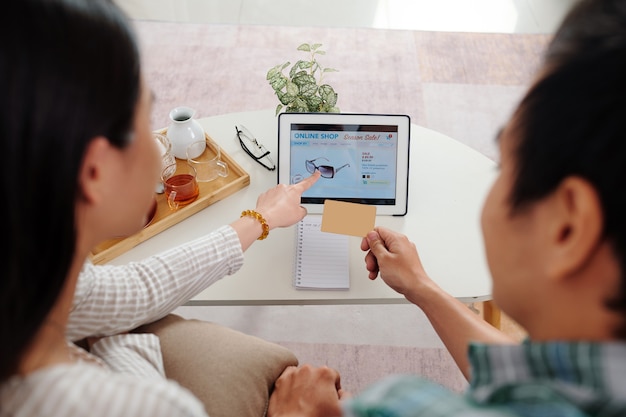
[277,112,410,216]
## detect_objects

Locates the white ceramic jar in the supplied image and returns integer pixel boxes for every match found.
[167,106,206,159]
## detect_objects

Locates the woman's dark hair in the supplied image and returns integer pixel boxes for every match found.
[509,0,626,336]
[0,0,140,381]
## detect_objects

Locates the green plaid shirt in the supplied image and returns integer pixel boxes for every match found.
[343,341,626,416]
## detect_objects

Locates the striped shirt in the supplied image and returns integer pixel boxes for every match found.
[343,340,626,417]
[0,225,244,417]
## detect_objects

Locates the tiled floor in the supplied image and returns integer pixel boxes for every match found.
[114,0,568,347]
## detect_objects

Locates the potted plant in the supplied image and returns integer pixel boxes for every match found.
[266,43,340,116]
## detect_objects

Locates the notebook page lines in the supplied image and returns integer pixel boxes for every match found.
[294,216,349,290]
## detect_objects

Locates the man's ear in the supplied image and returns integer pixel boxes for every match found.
[78,137,115,205]
[546,176,604,281]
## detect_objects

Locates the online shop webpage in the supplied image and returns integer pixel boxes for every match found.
[289,123,399,205]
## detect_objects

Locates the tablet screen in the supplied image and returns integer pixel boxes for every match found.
[278,113,410,216]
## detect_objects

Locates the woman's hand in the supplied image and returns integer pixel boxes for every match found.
[255,170,320,229]
[232,171,320,250]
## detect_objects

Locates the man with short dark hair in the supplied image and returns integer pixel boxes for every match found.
[267,0,626,415]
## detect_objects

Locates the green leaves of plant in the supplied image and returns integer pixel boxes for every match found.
[266,43,340,116]
[297,43,323,52]
[289,60,312,78]
[319,84,338,107]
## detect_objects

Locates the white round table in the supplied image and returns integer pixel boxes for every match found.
[109,109,497,305]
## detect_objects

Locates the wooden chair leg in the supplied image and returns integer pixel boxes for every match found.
[482,300,501,329]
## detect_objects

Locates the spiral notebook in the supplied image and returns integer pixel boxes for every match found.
[294,215,349,290]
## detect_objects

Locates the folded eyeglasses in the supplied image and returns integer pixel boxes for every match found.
[235,125,276,171]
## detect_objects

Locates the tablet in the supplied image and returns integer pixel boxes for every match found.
[278,112,410,216]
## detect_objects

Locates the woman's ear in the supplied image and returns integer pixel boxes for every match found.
[77,137,117,205]
[546,176,604,281]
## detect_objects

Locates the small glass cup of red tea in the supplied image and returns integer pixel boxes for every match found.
[160,162,199,210]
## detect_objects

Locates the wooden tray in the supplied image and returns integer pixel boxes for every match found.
[90,130,250,265]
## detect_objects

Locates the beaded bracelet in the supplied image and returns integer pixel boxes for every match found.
[240,209,269,240]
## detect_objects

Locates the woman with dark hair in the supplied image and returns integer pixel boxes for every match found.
[0,0,318,415]
[268,0,626,416]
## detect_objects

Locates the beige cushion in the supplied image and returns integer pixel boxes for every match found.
[134,314,298,417]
